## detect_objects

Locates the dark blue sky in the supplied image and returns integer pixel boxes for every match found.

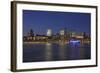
[23,10,91,36]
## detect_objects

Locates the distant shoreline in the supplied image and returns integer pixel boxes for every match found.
[24,42,48,44]
[23,41,69,44]
[23,40,90,44]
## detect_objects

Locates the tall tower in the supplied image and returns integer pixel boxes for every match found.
[28,29,34,36]
[47,29,52,36]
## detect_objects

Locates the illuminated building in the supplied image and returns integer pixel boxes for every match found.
[60,29,65,35]
[47,29,52,36]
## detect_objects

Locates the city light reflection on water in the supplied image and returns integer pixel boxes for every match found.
[23,42,91,62]
[45,43,52,61]
[69,39,80,46]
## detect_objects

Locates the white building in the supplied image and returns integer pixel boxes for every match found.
[60,30,65,35]
[47,29,52,36]
[71,32,76,37]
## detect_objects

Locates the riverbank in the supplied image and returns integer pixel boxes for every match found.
[23,40,90,44]
[23,41,67,44]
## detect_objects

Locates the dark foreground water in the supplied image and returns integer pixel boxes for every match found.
[23,43,91,62]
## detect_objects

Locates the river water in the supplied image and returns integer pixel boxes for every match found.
[23,42,91,62]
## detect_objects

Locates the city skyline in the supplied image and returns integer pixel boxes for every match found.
[23,10,91,36]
